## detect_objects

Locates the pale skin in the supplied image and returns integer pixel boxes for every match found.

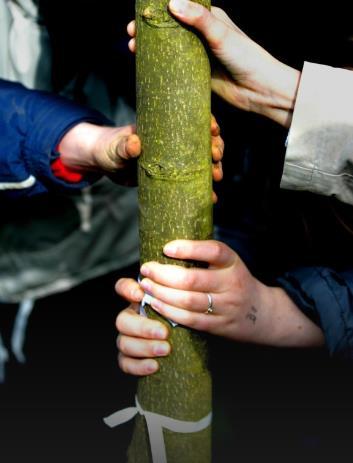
[59,123,141,177]
[115,0,325,376]
[116,241,324,376]
[59,116,223,191]
[127,0,301,128]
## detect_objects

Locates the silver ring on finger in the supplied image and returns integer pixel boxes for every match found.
[205,293,214,314]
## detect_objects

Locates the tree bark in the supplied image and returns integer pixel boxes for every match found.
[128,1,212,461]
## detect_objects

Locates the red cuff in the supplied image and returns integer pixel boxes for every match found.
[51,146,84,183]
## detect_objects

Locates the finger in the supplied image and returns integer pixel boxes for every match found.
[211,135,224,162]
[118,352,159,376]
[140,261,224,293]
[128,38,136,53]
[115,278,144,303]
[113,133,141,163]
[116,307,169,340]
[211,7,236,29]
[169,0,231,50]
[117,334,171,358]
[211,69,243,108]
[211,143,223,163]
[212,161,223,182]
[150,297,221,332]
[123,134,141,159]
[211,114,220,136]
[127,20,136,38]
[140,277,217,313]
[100,125,140,168]
[163,240,236,267]
[212,191,218,204]
[212,134,225,157]
[211,6,246,36]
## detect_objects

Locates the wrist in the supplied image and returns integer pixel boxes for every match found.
[235,278,278,345]
[253,60,301,128]
[269,287,325,348]
[59,122,103,172]
[247,280,281,345]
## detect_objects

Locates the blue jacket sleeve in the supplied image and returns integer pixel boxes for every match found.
[0,79,112,199]
[277,267,353,361]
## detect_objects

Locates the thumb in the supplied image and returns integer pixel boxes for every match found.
[113,132,141,163]
[168,0,227,50]
[94,125,141,173]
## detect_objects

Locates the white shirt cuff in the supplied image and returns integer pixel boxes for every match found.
[281,61,353,204]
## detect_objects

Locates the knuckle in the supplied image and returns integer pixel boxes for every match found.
[183,271,196,288]
[210,21,230,49]
[116,335,122,351]
[116,309,130,333]
[116,136,128,157]
[117,336,127,354]
[115,278,137,299]
[212,6,223,15]
[231,251,241,268]
[118,353,128,373]
[182,311,195,327]
[182,292,195,308]
[198,316,212,332]
[120,355,140,376]
[212,241,224,260]
[115,312,124,332]
[195,6,210,27]
[114,278,125,295]
[141,322,154,339]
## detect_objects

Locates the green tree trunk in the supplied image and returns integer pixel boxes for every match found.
[128,1,213,462]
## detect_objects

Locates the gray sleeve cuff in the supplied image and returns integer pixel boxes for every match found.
[281,62,353,205]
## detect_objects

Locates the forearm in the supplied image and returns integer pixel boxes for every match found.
[0,79,108,198]
[254,283,325,348]
[252,59,301,128]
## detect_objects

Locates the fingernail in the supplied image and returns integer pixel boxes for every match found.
[164,242,178,257]
[140,279,152,293]
[169,0,189,14]
[140,264,150,277]
[146,361,158,373]
[154,343,170,356]
[152,326,166,339]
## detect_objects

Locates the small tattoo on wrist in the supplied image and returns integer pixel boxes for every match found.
[245,306,257,324]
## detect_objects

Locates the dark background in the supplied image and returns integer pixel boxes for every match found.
[1,1,353,462]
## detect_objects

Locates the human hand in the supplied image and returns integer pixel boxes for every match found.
[60,118,223,192]
[59,123,141,185]
[115,302,170,376]
[137,240,271,343]
[115,240,324,376]
[128,1,300,127]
